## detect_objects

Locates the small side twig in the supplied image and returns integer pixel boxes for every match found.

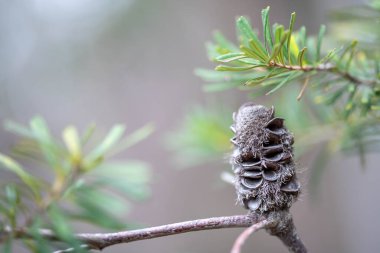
[297,76,310,101]
[231,219,272,253]
[53,245,89,253]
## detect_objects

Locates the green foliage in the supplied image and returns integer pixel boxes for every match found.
[171,4,380,190]
[0,117,153,252]
[197,6,380,118]
[329,0,380,54]
[166,107,233,167]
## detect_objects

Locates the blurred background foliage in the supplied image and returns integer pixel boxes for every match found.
[170,0,380,186]
[1,0,380,252]
[0,117,153,252]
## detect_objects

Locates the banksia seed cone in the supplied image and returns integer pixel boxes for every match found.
[230,103,300,213]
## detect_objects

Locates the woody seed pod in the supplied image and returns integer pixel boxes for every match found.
[230,103,300,213]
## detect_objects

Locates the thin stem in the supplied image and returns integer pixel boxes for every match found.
[297,76,310,101]
[53,245,89,253]
[270,62,379,86]
[230,219,271,253]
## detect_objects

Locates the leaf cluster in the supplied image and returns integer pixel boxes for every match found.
[169,5,380,193]
[0,117,153,252]
[197,6,380,118]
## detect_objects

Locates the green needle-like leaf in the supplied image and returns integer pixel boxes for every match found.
[297,47,307,68]
[266,71,302,94]
[81,124,96,146]
[215,65,258,71]
[0,153,40,199]
[236,16,267,58]
[316,25,326,61]
[240,45,266,62]
[287,12,296,63]
[269,31,290,63]
[85,125,126,168]
[298,26,306,48]
[215,53,246,63]
[3,121,35,139]
[262,6,273,53]
[213,31,240,52]
[29,116,61,168]
[108,123,155,157]
[62,126,81,161]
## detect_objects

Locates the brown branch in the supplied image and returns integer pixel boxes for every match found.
[75,214,262,250]
[3,215,261,250]
[231,219,271,253]
[3,212,307,253]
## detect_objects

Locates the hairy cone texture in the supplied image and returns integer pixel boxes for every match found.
[230,103,300,213]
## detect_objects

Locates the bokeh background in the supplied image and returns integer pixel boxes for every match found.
[1,0,380,252]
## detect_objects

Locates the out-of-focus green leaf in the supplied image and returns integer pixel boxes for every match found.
[319,48,338,64]
[48,205,72,241]
[245,69,290,86]
[370,0,380,9]
[297,26,307,48]
[109,124,154,157]
[316,25,326,60]
[315,82,349,105]
[5,185,19,206]
[84,125,125,169]
[62,179,85,199]
[166,107,232,167]
[361,86,374,105]
[213,31,240,52]
[265,71,302,95]
[3,121,35,139]
[0,153,40,199]
[336,40,357,67]
[62,126,81,161]
[47,205,88,253]
[70,185,129,230]
[90,161,151,200]
[29,117,60,165]
[2,237,13,253]
[5,185,19,228]
[81,124,96,146]
[27,218,52,253]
